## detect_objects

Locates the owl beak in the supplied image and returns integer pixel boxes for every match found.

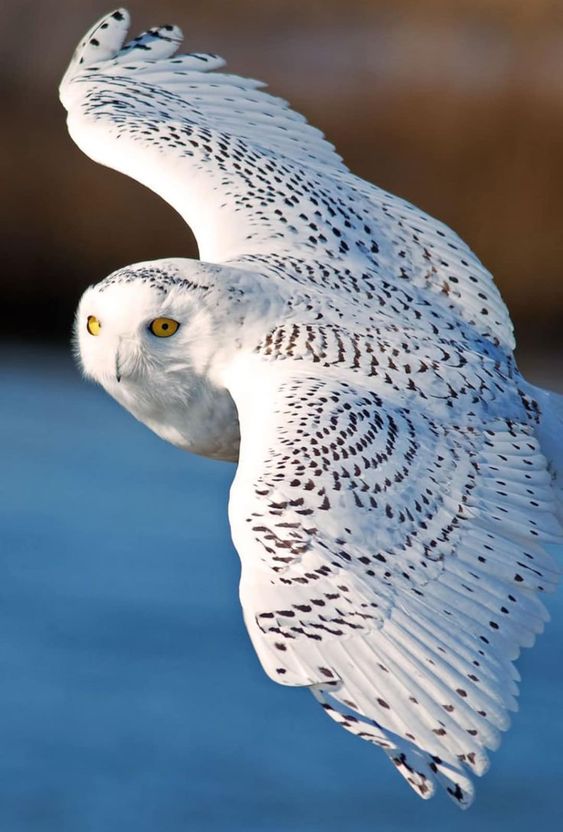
[115,348,122,383]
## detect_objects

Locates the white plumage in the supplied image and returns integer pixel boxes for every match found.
[61,9,563,807]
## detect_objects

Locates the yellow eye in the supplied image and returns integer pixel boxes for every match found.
[87,315,102,336]
[149,317,180,338]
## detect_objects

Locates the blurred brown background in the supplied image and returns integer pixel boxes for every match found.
[1,0,562,364]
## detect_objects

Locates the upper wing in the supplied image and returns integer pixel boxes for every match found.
[59,8,347,263]
[61,10,513,351]
[225,347,561,806]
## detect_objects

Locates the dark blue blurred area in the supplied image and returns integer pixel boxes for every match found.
[1,346,562,831]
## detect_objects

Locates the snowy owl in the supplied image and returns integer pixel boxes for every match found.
[60,9,562,807]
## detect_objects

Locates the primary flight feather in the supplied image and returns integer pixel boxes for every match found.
[60,9,563,807]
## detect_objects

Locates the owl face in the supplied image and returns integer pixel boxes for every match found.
[78,281,179,385]
[74,260,242,458]
[74,260,216,392]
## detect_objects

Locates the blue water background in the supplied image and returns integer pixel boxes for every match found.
[1,346,562,831]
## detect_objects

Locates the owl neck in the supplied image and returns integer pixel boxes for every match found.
[108,369,241,462]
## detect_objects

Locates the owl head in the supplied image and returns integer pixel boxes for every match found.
[74,257,250,459]
[75,258,220,388]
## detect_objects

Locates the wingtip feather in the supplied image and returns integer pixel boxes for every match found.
[60,8,131,107]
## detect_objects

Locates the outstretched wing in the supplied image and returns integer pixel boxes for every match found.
[59,8,347,263]
[225,347,561,807]
[61,9,513,351]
